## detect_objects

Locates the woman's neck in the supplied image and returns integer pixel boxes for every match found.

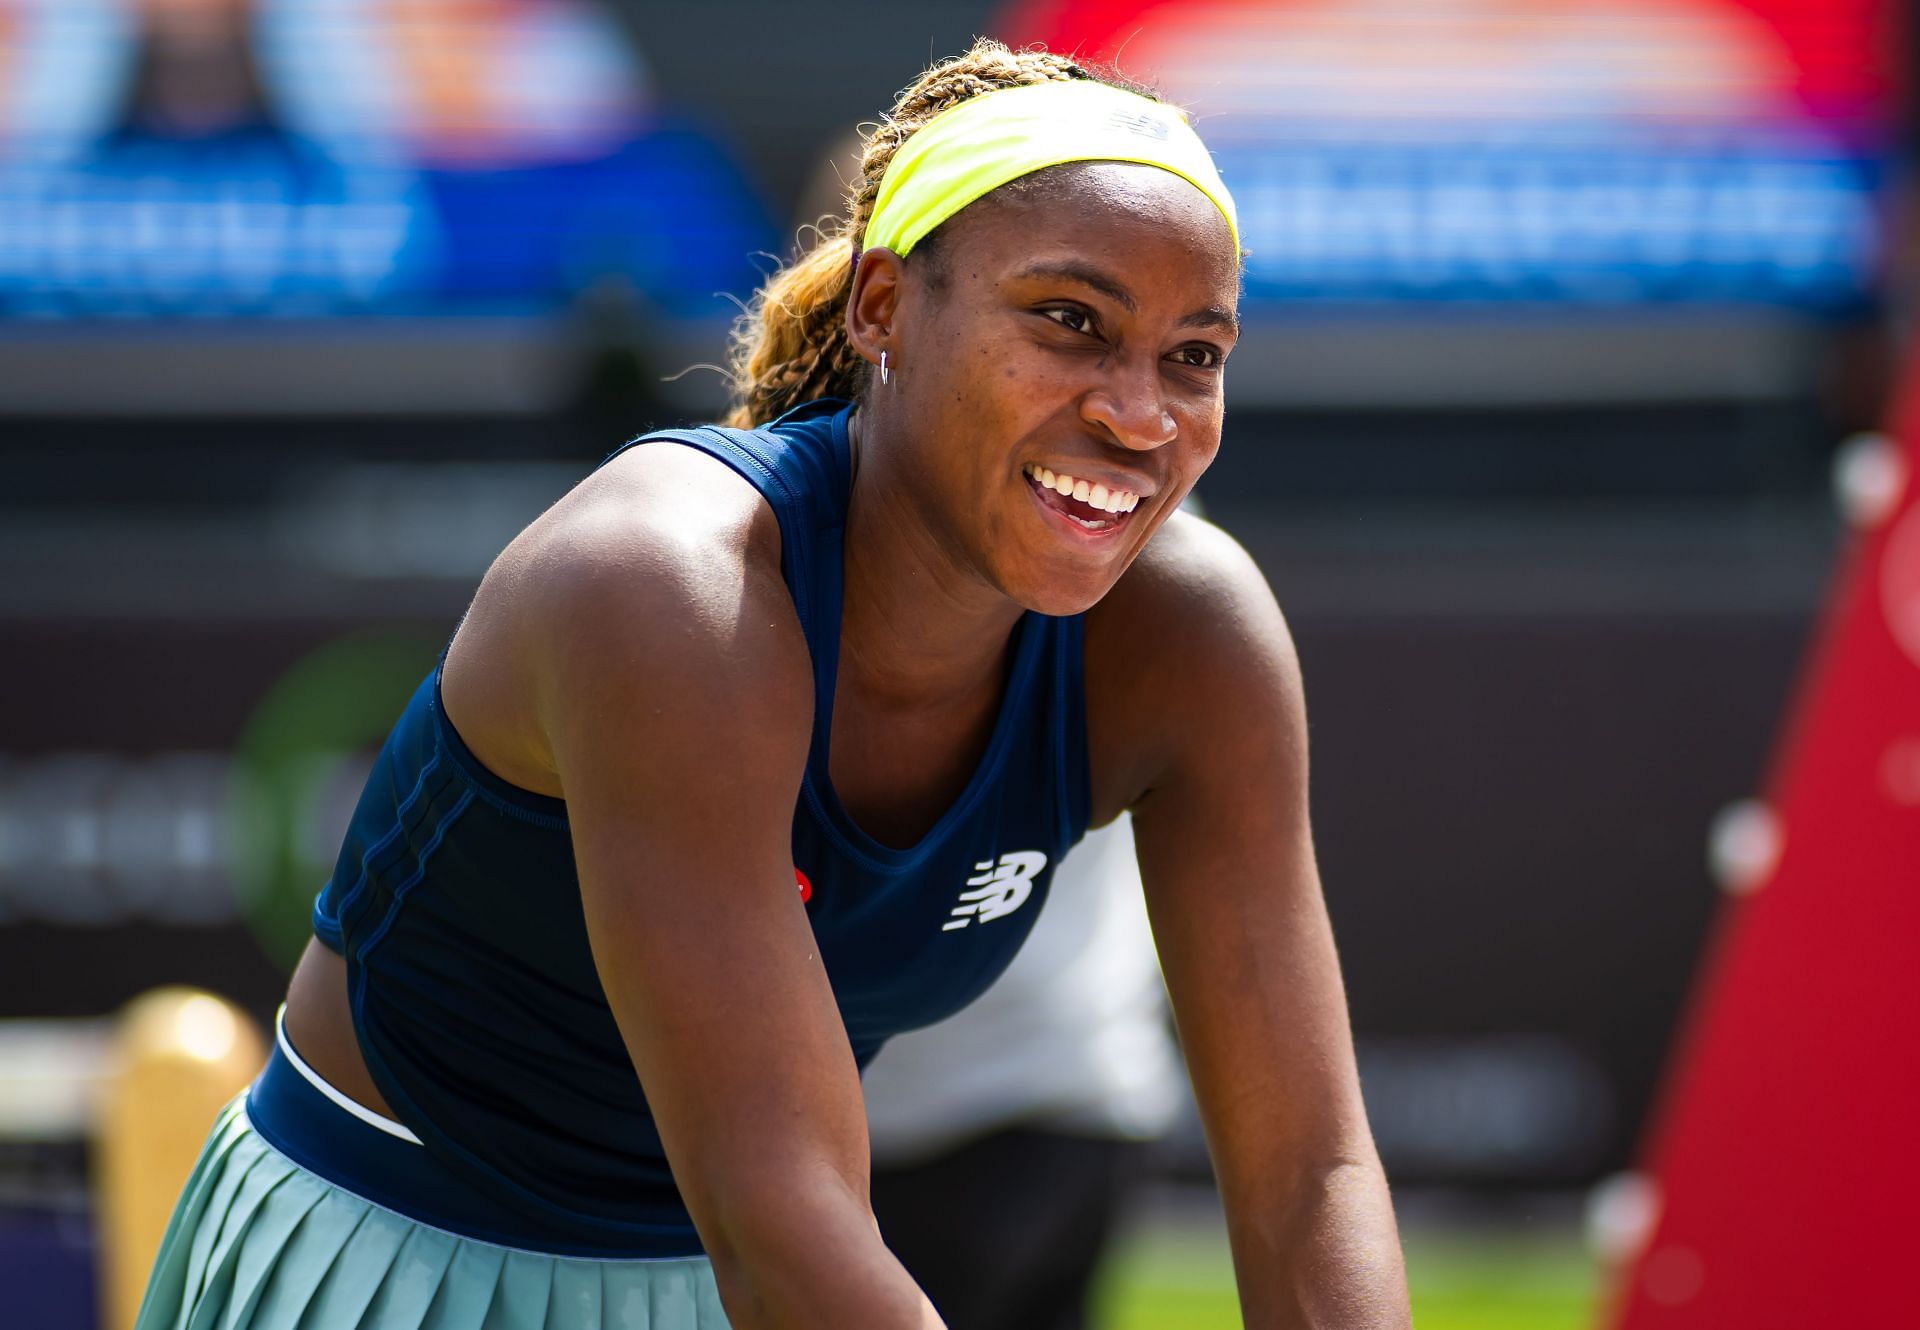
[837,409,1025,711]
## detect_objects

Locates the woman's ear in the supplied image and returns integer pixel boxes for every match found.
[845,247,905,370]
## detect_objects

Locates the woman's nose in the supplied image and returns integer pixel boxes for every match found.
[1080,359,1177,452]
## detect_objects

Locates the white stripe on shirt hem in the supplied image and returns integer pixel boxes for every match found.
[274,1006,424,1145]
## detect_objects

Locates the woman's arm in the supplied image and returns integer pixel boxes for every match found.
[1102,515,1410,1329]
[499,446,941,1329]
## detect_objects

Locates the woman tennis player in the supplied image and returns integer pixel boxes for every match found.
[136,40,1410,1330]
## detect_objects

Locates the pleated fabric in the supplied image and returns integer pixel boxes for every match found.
[134,1100,731,1330]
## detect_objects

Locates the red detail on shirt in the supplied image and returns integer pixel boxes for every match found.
[795,867,812,903]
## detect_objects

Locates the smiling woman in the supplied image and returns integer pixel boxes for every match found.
[130,37,1409,1330]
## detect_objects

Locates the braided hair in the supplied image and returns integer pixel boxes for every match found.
[722,39,1159,429]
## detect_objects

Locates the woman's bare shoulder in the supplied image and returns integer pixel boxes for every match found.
[1092,509,1296,680]
[1084,510,1304,819]
[515,441,784,604]
[443,440,805,797]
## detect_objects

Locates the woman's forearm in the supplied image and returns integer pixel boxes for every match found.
[703,1181,945,1330]
[1226,1157,1412,1330]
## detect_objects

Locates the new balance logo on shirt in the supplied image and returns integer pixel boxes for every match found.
[943,851,1047,931]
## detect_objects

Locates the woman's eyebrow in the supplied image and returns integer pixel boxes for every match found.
[1182,305,1240,336]
[1012,260,1136,313]
[1013,260,1239,335]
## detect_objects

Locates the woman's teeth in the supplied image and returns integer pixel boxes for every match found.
[1022,463,1140,514]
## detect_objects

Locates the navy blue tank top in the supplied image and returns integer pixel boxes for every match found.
[312,400,1091,1256]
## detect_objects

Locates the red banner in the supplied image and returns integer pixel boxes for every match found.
[1607,381,1920,1321]
[997,0,1896,124]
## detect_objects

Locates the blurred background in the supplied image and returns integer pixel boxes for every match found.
[0,1,1907,1326]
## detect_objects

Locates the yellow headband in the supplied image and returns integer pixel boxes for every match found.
[861,80,1240,261]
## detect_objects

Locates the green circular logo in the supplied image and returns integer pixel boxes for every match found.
[228,630,444,970]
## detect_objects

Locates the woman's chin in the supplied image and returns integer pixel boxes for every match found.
[1001,566,1123,619]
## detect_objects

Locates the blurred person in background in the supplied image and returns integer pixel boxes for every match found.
[379,0,639,165]
[84,0,403,312]
[0,0,746,321]
[863,815,1182,1330]
[112,0,275,141]
[130,38,1406,1330]
[0,0,438,315]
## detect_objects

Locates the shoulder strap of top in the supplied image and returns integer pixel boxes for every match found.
[596,405,854,694]
[598,424,799,509]
[598,401,851,528]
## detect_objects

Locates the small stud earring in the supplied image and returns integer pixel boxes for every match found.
[879,350,890,386]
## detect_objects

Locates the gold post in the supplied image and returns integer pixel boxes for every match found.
[92,989,266,1330]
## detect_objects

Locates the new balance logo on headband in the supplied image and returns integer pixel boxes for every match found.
[943,851,1047,930]
[1106,109,1170,141]
[862,80,1238,260]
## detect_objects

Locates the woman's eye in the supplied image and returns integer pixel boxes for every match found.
[1043,307,1093,334]
[1171,345,1223,370]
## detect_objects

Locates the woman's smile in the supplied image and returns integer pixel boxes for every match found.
[1020,461,1144,540]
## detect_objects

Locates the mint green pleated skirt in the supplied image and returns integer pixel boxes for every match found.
[134,1099,731,1330]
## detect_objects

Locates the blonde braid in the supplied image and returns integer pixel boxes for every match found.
[722,40,1155,428]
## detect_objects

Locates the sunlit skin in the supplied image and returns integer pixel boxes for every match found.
[283,155,1410,1328]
